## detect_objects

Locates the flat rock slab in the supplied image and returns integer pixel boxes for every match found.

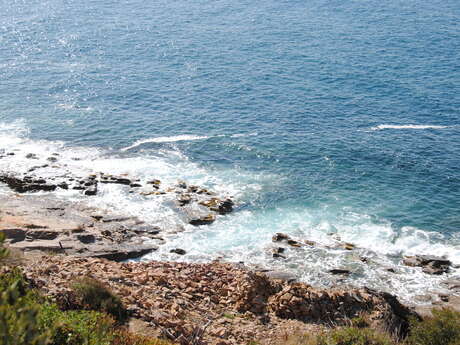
[0,194,159,261]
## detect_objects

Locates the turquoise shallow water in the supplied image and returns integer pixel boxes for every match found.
[1,0,460,300]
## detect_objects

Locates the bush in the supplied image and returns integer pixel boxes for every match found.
[284,327,395,345]
[38,302,115,345]
[406,308,460,345]
[317,327,394,345]
[72,277,128,323]
[0,233,9,262]
[0,236,173,345]
[0,271,51,345]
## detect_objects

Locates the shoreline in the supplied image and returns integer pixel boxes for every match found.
[0,161,459,342]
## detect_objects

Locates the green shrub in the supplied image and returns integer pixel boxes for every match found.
[0,233,9,262]
[0,271,51,344]
[314,327,394,345]
[38,302,115,345]
[406,308,460,345]
[72,277,128,323]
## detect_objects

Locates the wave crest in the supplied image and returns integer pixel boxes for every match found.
[370,124,448,131]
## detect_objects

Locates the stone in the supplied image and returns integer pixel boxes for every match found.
[343,242,355,250]
[47,156,58,162]
[189,214,216,226]
[215,199,234,215]
[76,234,96,244]
[84,185,98,196]
[272,233,289,242]
[287,239,302,247]
[100,176,131,185]
[178,194,192,206]
[26,230,59,240]
[0,175,57,193]
[329,269,351,275]
[170,248,186,255]
[441,278,460,291]
[403,255,451,275]
[264,271,297,283]
[26,153,38,159]
[0,228,27,243]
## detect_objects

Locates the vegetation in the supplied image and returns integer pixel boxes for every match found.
[72,276,128,323]
[0,233,175,345]
[406,308,460,345]
[282,309,460,345]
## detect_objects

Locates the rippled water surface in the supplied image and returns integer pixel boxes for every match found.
[1,0,459,301]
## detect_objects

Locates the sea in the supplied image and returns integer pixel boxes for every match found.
[1,0,459,303]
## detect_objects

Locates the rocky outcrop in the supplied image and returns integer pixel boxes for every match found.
[0,195,160,261]
[0,175,57,193]
[403,255,452,275]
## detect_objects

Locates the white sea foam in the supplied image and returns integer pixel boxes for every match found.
[120,135,210,151]
[370,124,448,131]
[120,132,258,151]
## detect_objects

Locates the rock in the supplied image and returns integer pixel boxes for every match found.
[102,216,132,223]
[170,248,186,255]
[439,294,449,302]
[287,239,302,247]
[272,233,289,242]
[441,278,460,291]
[304,240,316,246]
[58,182,69,190]
[343,242,355,250]
[76,234,96,244]
[329,269,351,275]
[100,176,131,185]
[87,245,158,261]
[385,267,396,273]
[178,194,192,206]
[47,156,58,162]
[130,183,142,188]
[26,230,59,240]
[189,214,216,226]
[0,175,57,193]
[264,271,297,283]
[403,255,451,275]
[26,153,38,159]
[0,228,27,243]
[215,199,234,215]
[84,184,98,196]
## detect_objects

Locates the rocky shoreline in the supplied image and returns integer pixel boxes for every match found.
[1,153,459,344]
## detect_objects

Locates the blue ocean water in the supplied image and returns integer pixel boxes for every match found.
[1,0,459,300]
